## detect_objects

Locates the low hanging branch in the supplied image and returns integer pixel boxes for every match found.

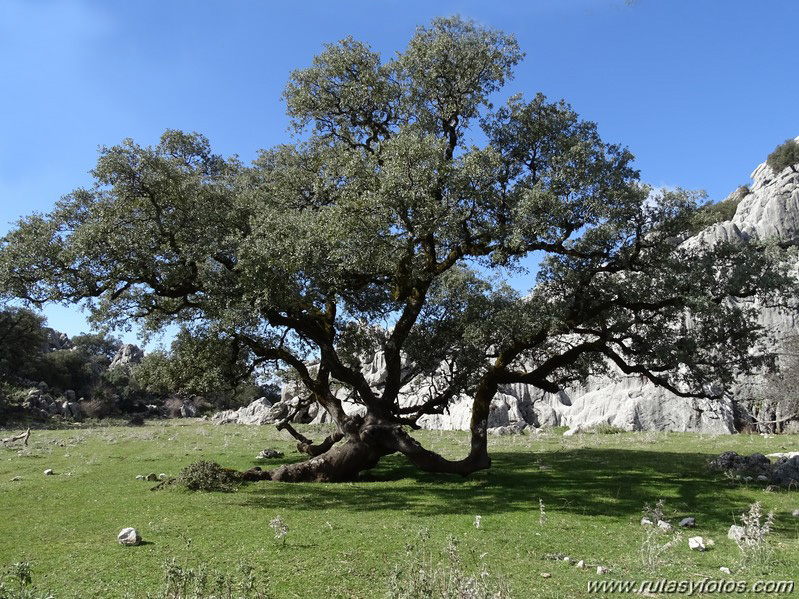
[1,428,30,446]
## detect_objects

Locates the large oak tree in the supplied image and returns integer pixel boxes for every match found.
[0,17,790,481]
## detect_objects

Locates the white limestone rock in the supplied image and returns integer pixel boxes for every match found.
[728,525,746,542]
[688,536,706,551]
[117,527,142,546]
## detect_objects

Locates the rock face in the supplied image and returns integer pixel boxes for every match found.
[213,397,277,425]
[109,344,144,370]
[256,140,799,433]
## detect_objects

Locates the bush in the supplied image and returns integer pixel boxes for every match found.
[589,422,626,435]
[767,138,799,173]
[80,398,112,419]
[173,461,243,492]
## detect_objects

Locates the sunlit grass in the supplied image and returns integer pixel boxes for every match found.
[1,421,798,598]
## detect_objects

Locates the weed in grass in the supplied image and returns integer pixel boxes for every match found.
[155,558,270,599]
[538,498,547,526]
[736,501,775,571]
[0,561,54,599]
[269,516,288,546]
[640,501,682,572]
[386,530,511,599]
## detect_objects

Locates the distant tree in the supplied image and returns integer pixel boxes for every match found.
[133,329,258,407]
[767,139,799,174]
[71,332,122,363]
[0,306,48,384]
[0,17,791,482]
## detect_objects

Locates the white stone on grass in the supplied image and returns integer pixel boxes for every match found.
[43,469,53,476]
[688,536,706,551]
[728,525,746,542]
[679,517,695,528]
[117,527,142,546]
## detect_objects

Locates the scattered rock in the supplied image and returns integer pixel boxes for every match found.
[135,475,144,480]
[756,474,769,482]
[562,556,572,564]
[10,476,21,481]
[576,560,586,569]
[43,469,53,476]
[679,517,695,528]
[540,572,551,578]
[640,517,653,526]
[792,509,799,518]
[688,536,706,551]
[657,520,673,531]
[257,449,284,459]
[596,566,609,575]
[727,525,746,542]
[145,473,158,481]
[563,426,583,437]
[117,527,141,546]
[158,473,168,480]
[720,567,732,575]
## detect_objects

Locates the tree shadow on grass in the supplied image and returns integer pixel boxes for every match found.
[238,447,764,527]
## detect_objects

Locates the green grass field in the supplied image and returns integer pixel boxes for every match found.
[1,420,798,598]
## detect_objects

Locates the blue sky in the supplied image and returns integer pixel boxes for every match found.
[1,0,797,343]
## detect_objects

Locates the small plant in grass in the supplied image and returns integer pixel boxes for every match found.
[538,498,547,526]
[172,460,242,492]
[156,558,270,599]
[0,561,54,599]
[639,501,681,572]
[735,502,775,571]
[385,529,511,599]
[642,499,667,523]
[269,516,288,546]
[589,422,626,435]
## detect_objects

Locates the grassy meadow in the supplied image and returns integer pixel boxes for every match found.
[1,420,799,598]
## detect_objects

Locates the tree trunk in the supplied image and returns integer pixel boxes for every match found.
[242,395,494,483]
[243,435,388,482]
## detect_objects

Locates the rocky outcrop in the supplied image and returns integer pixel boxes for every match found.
[109,344,144,370]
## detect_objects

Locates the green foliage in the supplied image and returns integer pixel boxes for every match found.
[766,138,799,173]
[0,307,47,384]
[690,190,744,233]
[172,460,243,492]
[133,329,258,408]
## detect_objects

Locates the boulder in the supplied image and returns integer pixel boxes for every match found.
[213,397,276,425]
[117,528,142,546]
[727,525,746,542]
[179,402,197,418]
[109,344,144,370]
[772,455,799,487]
[688,537,706,551]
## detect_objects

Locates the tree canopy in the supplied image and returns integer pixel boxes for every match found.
[0,17,791,481]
